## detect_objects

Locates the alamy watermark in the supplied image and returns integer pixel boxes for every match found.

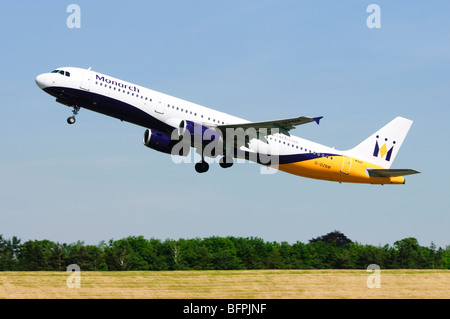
[366,4,381,29]
[366,264,381,288]
[166,125,281,175]
[66,264,81,288]
[66,4,81,29]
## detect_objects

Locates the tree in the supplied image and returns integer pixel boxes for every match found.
[309,231,353,248]
[18,240,58,270]
[231,237,260,269]
[393,238,421,268]
[0,235,21,270]
[104,239,134,270]
[0,234,447,271]
[443,246,450,269]
[266,242,285,269]
[123,236,154,270]
[290,241,311,269]
[202,237,243,270]
[66,241,106,271]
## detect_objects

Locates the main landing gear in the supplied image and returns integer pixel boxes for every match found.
[219,156,233,169]
[67,106,80,124]
[194,156,234,173]
[195,160,209,173]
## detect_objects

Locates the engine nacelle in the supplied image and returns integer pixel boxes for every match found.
[178,120,222,145]
[143,129,188,156]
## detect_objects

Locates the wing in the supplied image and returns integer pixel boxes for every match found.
[367,169,421,177]
[217,116,322,136]
[215,116,322,148]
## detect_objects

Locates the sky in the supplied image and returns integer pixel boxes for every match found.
[0,1,449,248]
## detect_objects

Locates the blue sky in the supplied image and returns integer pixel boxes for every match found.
[0,1,449,248]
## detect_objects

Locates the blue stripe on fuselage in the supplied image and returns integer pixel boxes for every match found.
[240,151,339,165]
[43,86,174,135]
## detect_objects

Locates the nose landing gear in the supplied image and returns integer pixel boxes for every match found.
[67,106,80,124]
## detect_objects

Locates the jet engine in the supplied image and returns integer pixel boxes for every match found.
[143,129,188,156]
[178,120,221,145]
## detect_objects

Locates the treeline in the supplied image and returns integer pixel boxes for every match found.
[1,232,449,271]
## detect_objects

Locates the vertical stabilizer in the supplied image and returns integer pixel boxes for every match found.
[348,117,413,169]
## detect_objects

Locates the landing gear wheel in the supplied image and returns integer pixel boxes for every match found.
[67,106,80,125]
[195,161,209,173]
[219,156,234,169]
[67,116,76,124]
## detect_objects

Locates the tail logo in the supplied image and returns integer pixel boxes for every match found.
[373,135,395,162]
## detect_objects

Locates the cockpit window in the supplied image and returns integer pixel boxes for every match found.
[51,69,70,77]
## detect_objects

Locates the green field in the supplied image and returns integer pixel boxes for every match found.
[1,269,449,299]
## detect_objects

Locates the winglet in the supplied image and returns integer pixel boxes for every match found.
[313,116,323,125]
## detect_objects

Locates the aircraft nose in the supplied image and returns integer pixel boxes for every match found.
[35,73,49,89]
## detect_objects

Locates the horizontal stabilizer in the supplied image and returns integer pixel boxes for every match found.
[367,169,420,177]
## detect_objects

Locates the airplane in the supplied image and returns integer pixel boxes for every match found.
[35,66,420,184]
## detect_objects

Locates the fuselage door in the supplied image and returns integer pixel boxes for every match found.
[80,70,92,91]
[155,97,165,114]
[340,156,352,175]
